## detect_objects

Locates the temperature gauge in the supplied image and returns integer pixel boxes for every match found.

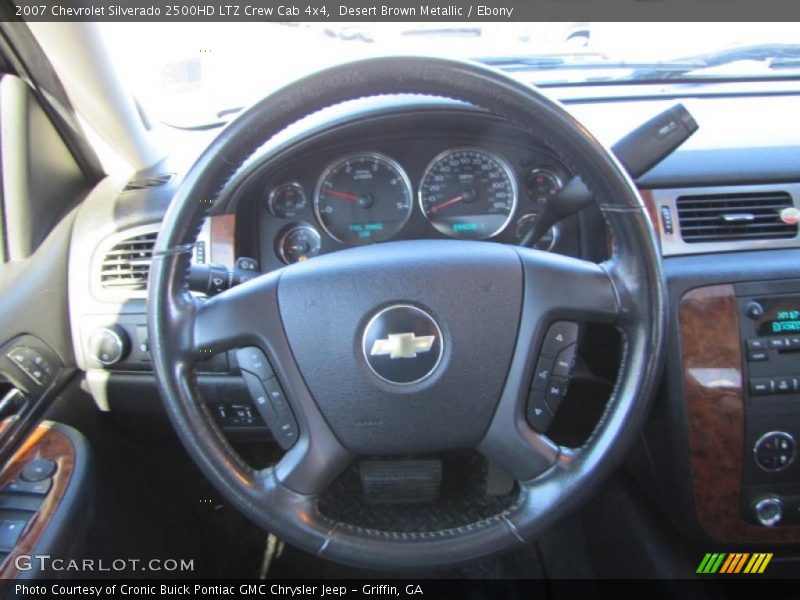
[515,213,561,252]
[277,225,322,264]
[268,182,307,218]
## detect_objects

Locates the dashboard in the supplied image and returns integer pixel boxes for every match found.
[222,110,583,272]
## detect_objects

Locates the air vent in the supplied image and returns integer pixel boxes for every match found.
[99,232,157,290]
[676,191,798,243]
[122,173,173,192]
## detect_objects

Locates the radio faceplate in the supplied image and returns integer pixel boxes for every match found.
[736,280,800,527]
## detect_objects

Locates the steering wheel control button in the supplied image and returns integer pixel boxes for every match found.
[362,304,443,385]
[236,347,274,381]
[545,377,569,413]
[553,344,577,378]
[20,459,56,482]
[541,321,579,358]
[754,432,796,472]
[240,370,298,449]
[527,389,554,432]
[532,357,554,391]
[4,478,51,496]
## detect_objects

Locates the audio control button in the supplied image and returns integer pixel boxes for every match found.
[754,431,796,472]
[747,350,768,362]
[750,378,773,395]
[746,338,767,350]
[774,377,793,394]
[768,337,790,350]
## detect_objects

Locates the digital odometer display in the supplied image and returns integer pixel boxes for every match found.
[419,148,517,240]
[314,153,413,245]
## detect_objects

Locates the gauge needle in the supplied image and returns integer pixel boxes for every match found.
[324,188,360,201]
[429,194,464,213]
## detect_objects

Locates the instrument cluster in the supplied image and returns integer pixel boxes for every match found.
[252,139,573,267]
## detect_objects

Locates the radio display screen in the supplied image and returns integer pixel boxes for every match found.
[757,298,800,336]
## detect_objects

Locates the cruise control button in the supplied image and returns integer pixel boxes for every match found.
[274,414,299,448]
[553,344,577,378]
[236,347,274,381]
[531,357,554,391]
[541,322,579,358]
[20,459,56,482]
[241,371,278,428]
[526,388,553,432]
[264,379,291,414]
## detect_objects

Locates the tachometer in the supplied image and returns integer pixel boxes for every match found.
[314,153,413,245]
[419,148,517,239]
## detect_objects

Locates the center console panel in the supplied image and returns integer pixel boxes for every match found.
[679,281,800,542]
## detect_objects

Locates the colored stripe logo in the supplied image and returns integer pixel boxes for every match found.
[697,553,772,574]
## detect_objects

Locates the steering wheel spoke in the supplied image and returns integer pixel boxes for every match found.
[190,274,280,360]
[515,247,621,325]
[190,271,354,496]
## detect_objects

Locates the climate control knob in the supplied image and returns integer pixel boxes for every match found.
[754,496,783,527]
[88,326,130,366]
[754,431,795,472]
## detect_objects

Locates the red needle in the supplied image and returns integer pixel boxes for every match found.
[429,194,464,213]
[324,188,359,201]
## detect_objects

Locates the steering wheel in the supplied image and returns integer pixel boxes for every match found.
[148,57,665,569]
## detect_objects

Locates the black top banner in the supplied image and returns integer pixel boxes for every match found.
[7,0,800,21]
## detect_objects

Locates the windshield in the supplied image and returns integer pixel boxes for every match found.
[97,22,800,129]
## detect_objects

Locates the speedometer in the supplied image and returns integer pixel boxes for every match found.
[314,153,413,245]
[419,148,517,240]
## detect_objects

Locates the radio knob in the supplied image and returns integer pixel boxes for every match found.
[88,326,130,366]
[754,496,783,527]
[745,301,764,319]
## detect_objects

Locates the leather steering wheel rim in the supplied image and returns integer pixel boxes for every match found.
[148,56,666,570]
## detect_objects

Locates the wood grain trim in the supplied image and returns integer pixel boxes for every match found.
[0,423,75,579]
[638,189,660,236]
[680,284,800,542]
[210,214,236,267]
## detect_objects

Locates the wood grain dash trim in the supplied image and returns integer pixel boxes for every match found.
[680,284,800,542]
[210,214,236,267]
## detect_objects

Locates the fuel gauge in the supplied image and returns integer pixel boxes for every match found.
[277,225,321,264]
[525,168,564,208]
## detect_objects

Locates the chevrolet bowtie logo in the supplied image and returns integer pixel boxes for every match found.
[370,333,436,359]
